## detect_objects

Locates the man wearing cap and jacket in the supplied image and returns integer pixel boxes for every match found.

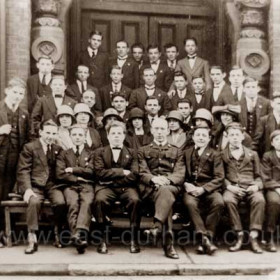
[31,75,77,138]
[138,118,185,259]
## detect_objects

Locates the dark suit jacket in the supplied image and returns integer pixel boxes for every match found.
[65,82,102,116]
[239,95,271,134]
[87,127,102,151]
[99,83,132,112]
[17,139,62,192]
[56,147,94,188]
[26,74,52,114]
[94,145,138,187]
[124,129,153,150]
[31,95,77,138]
[128,87,172,116]
[261,150,280,190]
[140,62,173,92]
[109,57,140,89]
[170,89,190,110]
[187,91,212,114]
[184,146,224,192]
[210,83,235,108]
[0,101,29,149]
[221,146,263,190]
[175,56,211,91]
[138,142,185,186]
[77,50,109,89]
[252,113,279,157]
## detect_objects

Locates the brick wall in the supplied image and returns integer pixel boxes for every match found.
[269,0,280,96]
[6,0,31,83]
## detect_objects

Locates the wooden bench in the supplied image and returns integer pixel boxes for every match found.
[1,200,53,247]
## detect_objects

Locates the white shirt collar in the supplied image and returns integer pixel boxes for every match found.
[87,46,97,57]
[5,98,20,112]
[194,144,207,156]
[118,111,126,119]
[72,144,85,154]
[273,110,280,124]
[118,55,128,60]
[39,73,52,85]
[214,80,225,89]
[154,140,167,147]
[148,115,158,122]
[112,82,122,92]
[39,138,49,154]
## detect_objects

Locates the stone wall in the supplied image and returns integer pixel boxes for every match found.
[6,0,31,83]
[269,0,280,95]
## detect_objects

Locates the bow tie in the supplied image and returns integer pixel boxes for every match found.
[188,55,196,60]
[230,146,242,151]
[145,86,155,90]
[214,85,220,88]
[112,147,122,150]
[195,92,204,96]
[54,95,63,98]
[151,61,158,65]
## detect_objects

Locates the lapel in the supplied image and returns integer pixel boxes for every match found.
[35,139,49,172]
[63,95,75,107]
[18,105,27,138]
[103,146,113,168]
[185,147,193,176]
[268,113,277,134]
[240,97,248,127]
[45,95,57,116]
[255,96,263,119]
[183,57,192,73]
[154,88,163,99]
[0,101,8,124]
[197,146,212,176]
[118,146,131,167]
[271,150,280,166]
[78,148,89,167]
[67,149,78,167]
[192,57,203,74]
[239,146,253,170]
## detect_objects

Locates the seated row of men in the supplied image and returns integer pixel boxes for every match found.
[15,114,280,260]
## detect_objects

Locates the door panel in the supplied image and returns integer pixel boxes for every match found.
[81,11,149,55]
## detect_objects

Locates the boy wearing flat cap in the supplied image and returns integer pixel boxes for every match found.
[222,122,265,254]
[261,130,280,252]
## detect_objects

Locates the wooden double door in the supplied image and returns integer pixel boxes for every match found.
[69,0,223,76]
[80,12,216,61]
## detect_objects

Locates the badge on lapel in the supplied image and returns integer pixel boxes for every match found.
[22,115,26,119]
[158,94,161,97]
[127,63,130,66]
[259,105,262,109]
[126,155,129,159]
[160,70,163,73]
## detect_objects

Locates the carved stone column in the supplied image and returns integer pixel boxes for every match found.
[236,0,270,95]
[31,0,72,74]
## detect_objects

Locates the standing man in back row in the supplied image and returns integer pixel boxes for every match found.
[77,30,109,89]
[174,37,211,93]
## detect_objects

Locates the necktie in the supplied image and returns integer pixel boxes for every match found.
[234,88,239,102]
[170,61,175,70]
[113,84,118,93]
[151,117,154,124]
[47,144,52,165]
[42,75,46,86]
[91,50,95,58]
[188,55,196,60]
[75,145,80,157]
[81,82,86,93]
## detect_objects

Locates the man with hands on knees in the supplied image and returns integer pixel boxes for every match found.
[222,122,265,254]
[17,120,64,254]
[138,118,185,259]
[183,125,224,255]
[56,124,95,254]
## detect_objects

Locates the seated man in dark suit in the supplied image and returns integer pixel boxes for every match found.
[31,75,77,138]
[183,125,224,255]
[138,118,185,259]
[17,120,65,254]
[56,124,95,254]
[261,130,280,252]
[76,30,109,89]
[140,44,173,92]
[66,64,102,117]
[222,122,265,254]
[99,65,132,112]
[26,55,54,114]
[129,68,171,117]
[94,121,141,254]
[109,40,139,90]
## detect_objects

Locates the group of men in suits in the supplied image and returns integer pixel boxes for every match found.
[1,29,280,260]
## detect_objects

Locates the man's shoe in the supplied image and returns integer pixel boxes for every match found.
[250,237,263,254]
[130,241,140,253]
[25,233,38,254]
[97,241,108,254]
[266,239,277,252]
[196,244,205,254]
[53,234,63,248]
[202,236,217,255]
[229,234,244,252]
[164,244,179,259]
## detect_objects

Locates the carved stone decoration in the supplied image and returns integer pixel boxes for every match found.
[235,0,270,95]
[31,0,65,74]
